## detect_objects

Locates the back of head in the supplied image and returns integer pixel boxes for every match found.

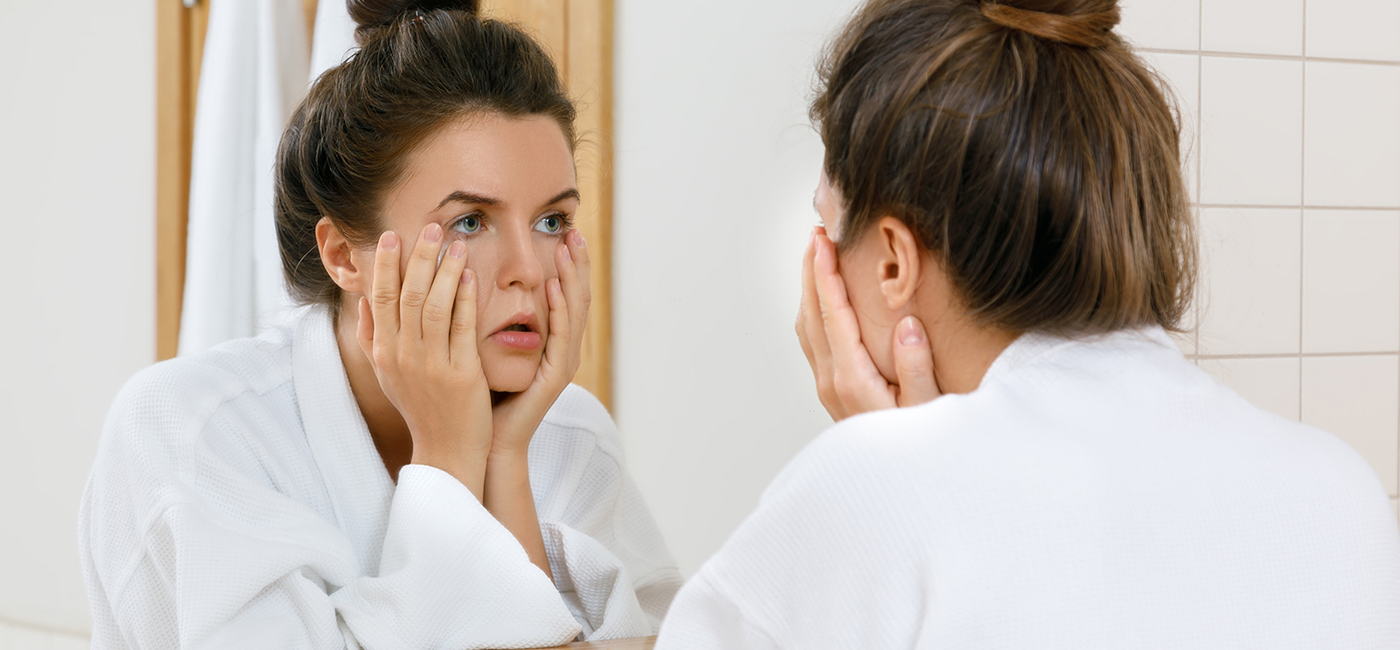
[275,0,576,308]
[812,0,1195,336]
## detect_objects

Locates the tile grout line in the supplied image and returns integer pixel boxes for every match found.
[1139,47,1400,67]
[1195,0,1202,356]
[1299,0,1308,422]
[1192,351,1400,360]
[1196,204,1400,211]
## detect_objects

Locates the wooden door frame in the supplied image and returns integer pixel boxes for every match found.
[154,0,614,408]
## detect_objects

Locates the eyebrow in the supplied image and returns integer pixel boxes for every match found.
[435,188,581,211]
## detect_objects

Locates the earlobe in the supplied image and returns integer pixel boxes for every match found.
[316,217,363,293]
[876,216,921,312]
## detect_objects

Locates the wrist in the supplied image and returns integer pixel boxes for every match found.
[486,445,531,468]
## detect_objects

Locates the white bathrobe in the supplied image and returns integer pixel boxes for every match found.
[82,305,681,649]
[657,328,1400,649]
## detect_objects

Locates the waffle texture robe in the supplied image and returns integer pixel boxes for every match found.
[82,305,681,649]
[657,328,1400,649]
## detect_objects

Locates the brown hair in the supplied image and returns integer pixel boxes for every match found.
[812,0,1195,335]
[274,0,576,307]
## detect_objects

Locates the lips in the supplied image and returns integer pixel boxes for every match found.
[488,312,543,351]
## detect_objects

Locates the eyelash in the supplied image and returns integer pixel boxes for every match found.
[448,211,574,237]
[536,211,574,235]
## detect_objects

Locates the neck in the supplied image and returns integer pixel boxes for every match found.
[933,320,1018,394]
[334,299,413,480]
[912,297,1019,396]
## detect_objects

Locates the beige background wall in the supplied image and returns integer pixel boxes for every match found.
[0,0,1396,647]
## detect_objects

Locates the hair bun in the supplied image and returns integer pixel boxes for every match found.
[347,0,480,44]
[980,0,1121,48]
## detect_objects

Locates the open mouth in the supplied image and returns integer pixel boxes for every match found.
[489,313,543,350]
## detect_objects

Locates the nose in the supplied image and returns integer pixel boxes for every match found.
[495,224,545,291]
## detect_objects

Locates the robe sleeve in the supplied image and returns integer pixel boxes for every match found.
[530,386,684,640]
[81,378,582,649]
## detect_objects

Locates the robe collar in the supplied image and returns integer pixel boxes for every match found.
[291,304,395,575]
[982,325,1180,389]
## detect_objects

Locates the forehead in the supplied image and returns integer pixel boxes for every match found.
[387,113,576,213]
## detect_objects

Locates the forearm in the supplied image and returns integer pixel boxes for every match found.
[483,451,552,581]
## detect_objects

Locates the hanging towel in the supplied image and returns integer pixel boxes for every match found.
[179,0,310,355]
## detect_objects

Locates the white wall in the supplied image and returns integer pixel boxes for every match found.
[0,0,155,643]
[613,0,863,577]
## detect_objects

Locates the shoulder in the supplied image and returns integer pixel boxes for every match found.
[100,326,296,459]
[683,408,941,646]
[536,383,626,461]
[765,393,1002,502]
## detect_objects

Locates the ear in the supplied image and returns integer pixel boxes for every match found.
[872,216,922,312]
[316,217,365,294]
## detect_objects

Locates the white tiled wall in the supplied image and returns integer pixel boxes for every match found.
[1122,0,1400,520]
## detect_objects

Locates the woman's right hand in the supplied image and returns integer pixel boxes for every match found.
[796,227,942,422]
[356,223,494,499]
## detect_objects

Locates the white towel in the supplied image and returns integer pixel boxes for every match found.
[179,0,310,355]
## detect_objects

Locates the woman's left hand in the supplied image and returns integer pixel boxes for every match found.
[489,228,592,456]
[796,227,941,421]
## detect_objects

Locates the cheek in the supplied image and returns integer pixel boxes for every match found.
[535,237,560,279]
[463,241,498,321]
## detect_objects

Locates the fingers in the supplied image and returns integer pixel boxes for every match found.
[558,229,590,367]
[369,231,403,347]
[812,230,873,389]
[797,228,829,369]
[796,229,841,419]
[423,238,468,357]
[892,315,941,407]
[537,229,588,380]
[399,223,445,338]
[541,276,568,376]
[449,267,481,370]
[564,229,591,306]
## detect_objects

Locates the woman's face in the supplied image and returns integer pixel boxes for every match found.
[356,113,578,392]
[814,169,901,383]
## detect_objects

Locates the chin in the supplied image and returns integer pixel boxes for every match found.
[482,356,540,393]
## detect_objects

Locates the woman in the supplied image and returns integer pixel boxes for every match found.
[80,2,679,648]
[657,0,1400,647]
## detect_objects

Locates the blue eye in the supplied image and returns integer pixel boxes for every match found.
[535,214,566,235]
[452,214,483,234]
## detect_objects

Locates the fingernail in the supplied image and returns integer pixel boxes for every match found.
[424,223,442,243]
[898,316,925,345]
[380,231,398,251]
[461,268,474,285]
[447,240,465,259]
[573,229,586,249]
[561,242,573,263]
